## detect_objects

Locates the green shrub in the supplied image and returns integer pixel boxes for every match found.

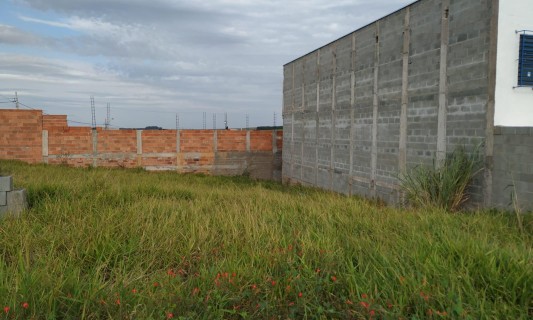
[399,145,483,211]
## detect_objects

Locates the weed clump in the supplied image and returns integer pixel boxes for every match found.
[399,145,483,211]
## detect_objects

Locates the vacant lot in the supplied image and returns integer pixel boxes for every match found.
[0,160,531,319]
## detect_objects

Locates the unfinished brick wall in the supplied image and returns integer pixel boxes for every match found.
[47,127,93,167]
[1,109,283,180]
[0,110,42,163]
[43,115,68,130]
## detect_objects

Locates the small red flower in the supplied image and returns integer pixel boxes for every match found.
[167,313,174,319]
[346,299,353,305]
[360,301,370,309]
[285,285,291,292]
[167,269,176,277]
[331,275,337,282]
[131,288,138,294]
[232,272,236,277]
[153,282,160,287]
[3,306,9,314]
[21,302,29,309]
[361,293,368,299]
[369,310,375,317]
[298,292,303,298]
[271,280,276,286]
[115,299,121,306]
[192,287,200,295]
[251,284,257,290]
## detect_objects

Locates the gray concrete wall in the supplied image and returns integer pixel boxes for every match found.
[283,0,497,205]
[492,127,533,211]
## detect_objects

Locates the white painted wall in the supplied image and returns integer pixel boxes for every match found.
[494,0,533,126]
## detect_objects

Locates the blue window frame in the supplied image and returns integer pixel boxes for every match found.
[518,34,533,86]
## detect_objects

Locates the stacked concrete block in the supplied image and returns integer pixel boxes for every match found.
[0,176,28,218]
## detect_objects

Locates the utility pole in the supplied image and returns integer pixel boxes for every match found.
[213,113,217,129]
[246,114,249,130]
[14,92,19,109]
[90,96,96,129]
[202,112,206,129]
[273,112,277,127]
[176,113,179,130]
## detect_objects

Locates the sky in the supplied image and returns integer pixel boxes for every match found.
[0,0,412,129]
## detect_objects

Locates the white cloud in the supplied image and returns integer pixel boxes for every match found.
[4,0,413,128]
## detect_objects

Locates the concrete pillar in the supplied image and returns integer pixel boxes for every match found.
[349,33,356,195]
[136,130,143,167]
[330,44,337,190]
[399,8,410,175]
[436,0,450,166]
[315,50,320,186]
[42,130,49,164]
[301,56,306,181]
[371,22,381,197]
[484,0,500,207]
[176,129,181,171]
[290,64,295,182]
[214,130,218,152]
[91,129,98,168]
[246,130,251,152]
[272,130,278,154]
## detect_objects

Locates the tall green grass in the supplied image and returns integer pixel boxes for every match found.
[399,146,483,211]
[0,160,531,319]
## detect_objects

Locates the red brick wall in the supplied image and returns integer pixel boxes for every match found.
[143,130,176,153]
[250,131,273,151]
[142,130,177,168]
[0,110,42,163]
[0,109,283,179]
[43,115,68,130]
[48,127,92,156]
[218,131,247,152]
[98,130,137,153]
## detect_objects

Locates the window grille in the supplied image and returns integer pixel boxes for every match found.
[518,33,533,87]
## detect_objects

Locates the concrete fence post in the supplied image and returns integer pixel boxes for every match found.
[272,130,277,154]
[436,0,450,166]
[176,129,181,172]
[136,130,143,167]
[91,129,98,168]
[370,21,381,197]
[246,131,251,153]
[42,130,49,164]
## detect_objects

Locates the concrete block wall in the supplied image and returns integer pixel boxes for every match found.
[0,109,283,181]
[0,176,28,218]
[492,127,533,211]
[283,0,497,205]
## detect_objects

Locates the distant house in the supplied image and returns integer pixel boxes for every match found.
[282,0,533,209]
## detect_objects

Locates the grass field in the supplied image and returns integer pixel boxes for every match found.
[0,160,531,319]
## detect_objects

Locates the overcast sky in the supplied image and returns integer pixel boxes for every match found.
[0,0,412,129]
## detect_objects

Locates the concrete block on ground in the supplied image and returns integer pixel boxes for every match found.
[0,176,13,192]
[0,191,6,206]
[5,189,28,218]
